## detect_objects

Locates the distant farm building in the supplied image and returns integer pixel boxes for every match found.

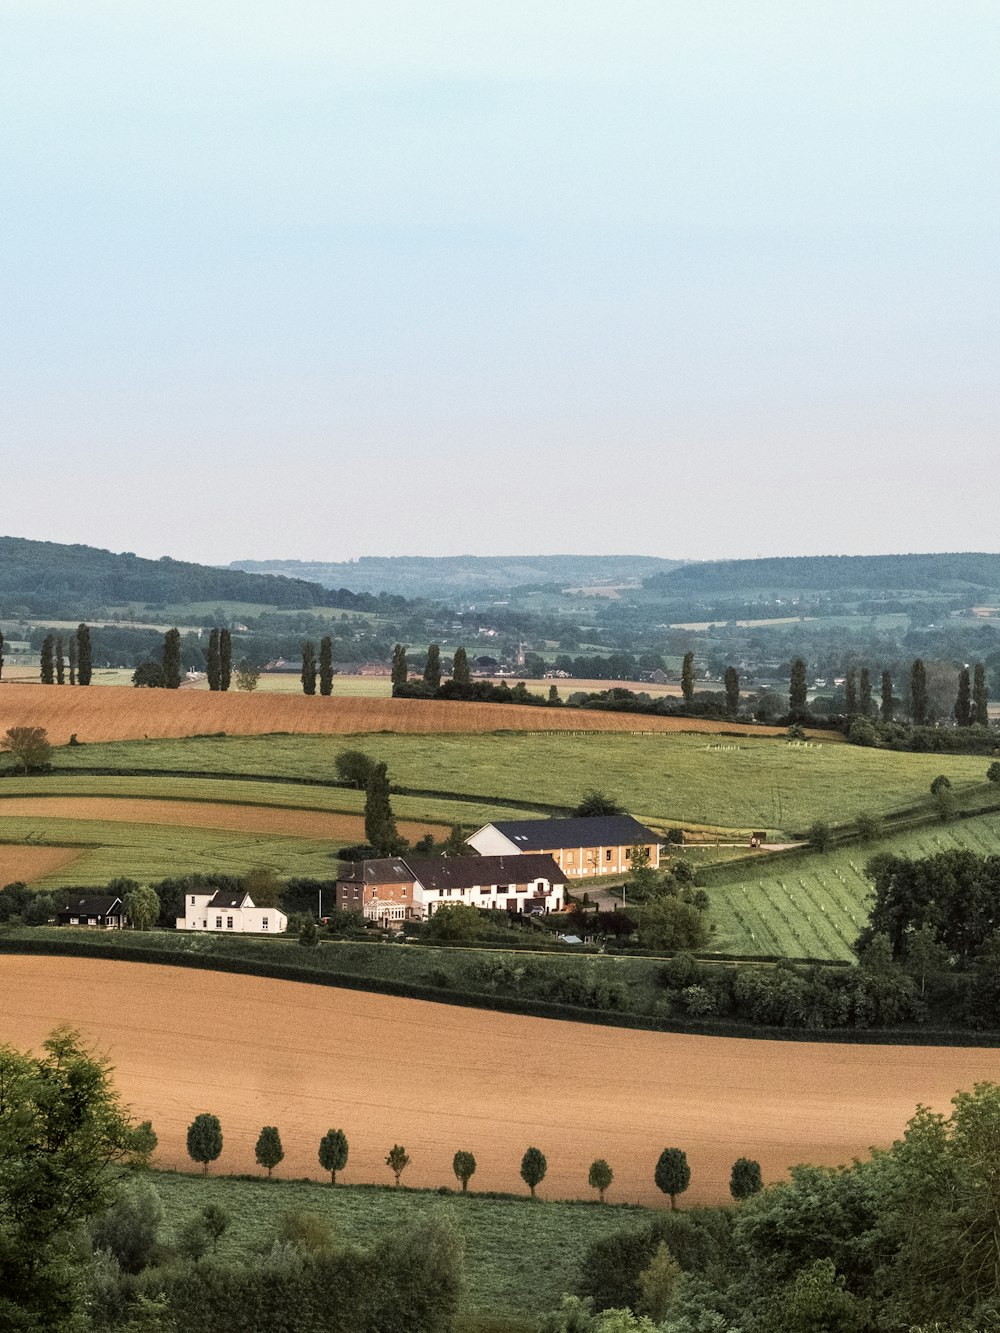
[176,889,287,935]
[57,894,126,930]
[335,854,564,923]
[467,815,661,879]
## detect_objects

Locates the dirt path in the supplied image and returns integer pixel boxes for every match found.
[2,956,997,1206]
[0,797,443,844]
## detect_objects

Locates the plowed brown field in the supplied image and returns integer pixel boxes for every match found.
[2,956,996,1205]
[0,683,808,745]
[0,846,82,886]
[0,797,443,843]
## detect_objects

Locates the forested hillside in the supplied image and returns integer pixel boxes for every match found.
[645,552,1000,596]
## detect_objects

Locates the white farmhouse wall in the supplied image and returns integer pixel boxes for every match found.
[466,826,521,856]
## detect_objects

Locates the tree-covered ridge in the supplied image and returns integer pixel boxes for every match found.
[0,536,410,618]
[645,552,1000,595]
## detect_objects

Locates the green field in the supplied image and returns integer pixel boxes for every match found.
[151,1171,653,1319]
[43,732,998,835]
[709,811,1000,960]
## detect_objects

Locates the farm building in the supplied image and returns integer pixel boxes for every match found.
[335,854,564,922]
[57,894,126,929]
[467,814,661,879]
[176,889,287,935]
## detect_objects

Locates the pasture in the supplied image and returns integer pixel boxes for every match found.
[3,956,998,1211]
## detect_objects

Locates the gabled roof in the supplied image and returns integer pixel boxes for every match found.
[336,859,417,885]
[206,890,252,909]
[487,815,659,850]
[59,895,124,916]
[404,854,562,889]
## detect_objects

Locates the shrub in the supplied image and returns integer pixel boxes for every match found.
[807,820,832,852]
[90,1181,164,1274]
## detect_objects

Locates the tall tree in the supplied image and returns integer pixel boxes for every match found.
[588,1158,613,1203]
[520,1146,547,1199]
[39,634,54,684]
[724,666,739,717]
[881,669,894,722]
[654,1147,691,1210]
[452,646,471,692]
[681,651,695,706]
[68,634,77,685]
[365,762,399,854]
[391,643,408,694]
[55,637,65,686]
[300,641,317,695]
[206,628,221,691]
[911,658,929,725]
[788,658,808,721]
[973,663,989,726]
[452,1150,476,1193]
[318,1128,349,1184]
[319,636,334,696]
[423,643,441,691]
[186,1113,223,1173]
[859,667,871,717]
[219,629,232,691]
[162,628,182,689]
[955,666,972,727]
[123,885,160,931]
[844,669,857,718]
[255,1126,284,1178]
[76,623,92,686]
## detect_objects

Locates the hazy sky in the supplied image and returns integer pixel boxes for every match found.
[3,2,998,565]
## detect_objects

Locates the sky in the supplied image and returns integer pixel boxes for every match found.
[2,2,998,565]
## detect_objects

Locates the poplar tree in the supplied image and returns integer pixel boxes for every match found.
[973,663,989,727]
[300,642,317,695]
[788,658,808,721]
[423,644,441,691]
[681,651,695,706]
[55,638,65,686]
[219,629,232,691]
[452,646,471,692]
[40,635,54,685]
[844,669,857,718]
[162,629,182,689]
[910,659,929,725]
[68,635,77,685]
[881,670,894,722]
[76,624,92,686]
[391,643,408,693]
[859,667,871,718]
[319,636,334,696]
[724,667,739,717]
[955,667,972,727]
[364,761,399,854]
[206,629,221,691]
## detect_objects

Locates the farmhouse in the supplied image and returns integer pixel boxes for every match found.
[57,894,126,929]
[176,889,287,935]
[335,854,564,921]
[467,814,661,879]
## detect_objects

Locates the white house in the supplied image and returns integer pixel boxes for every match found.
[467,814,661,879]
[176,889,287,935]
[335,854,565,920]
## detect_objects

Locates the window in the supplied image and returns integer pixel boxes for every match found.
[625,848,631,860]
[517,884,527,893]
[215,916,222,928]
[537,881,545,892]
[262,917,269,930]
[226,916,234,929]
[606,849,612,861]
[190,895,196,904]
[566,851,575,864]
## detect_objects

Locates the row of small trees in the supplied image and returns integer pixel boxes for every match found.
[184,1114,762,1206]
[35,624,93,686]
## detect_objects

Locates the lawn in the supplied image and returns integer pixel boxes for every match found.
[46,731,998,836]
[151,1171,653,1318]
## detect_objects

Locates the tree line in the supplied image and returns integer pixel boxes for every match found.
[35,624,93,686]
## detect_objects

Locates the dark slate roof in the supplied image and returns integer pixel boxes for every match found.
[206,890,252,909]
[336,859,416,885]
[59,895,124,916]
[404,854,562,890]
[489,815,658,850]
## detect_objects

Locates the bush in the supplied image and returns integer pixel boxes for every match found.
[90,1181,164,1274]
[989,762,1000,784]
[807,820,832,852]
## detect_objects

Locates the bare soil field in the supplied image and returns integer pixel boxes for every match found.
[0,846,83,885]
[2,957,996,1206]
[0,682,808,744]
[0,797,443,844]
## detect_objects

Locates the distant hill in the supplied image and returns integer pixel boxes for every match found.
[0,536,405,619]
[229,554,683,599]
[643,553,1000,598]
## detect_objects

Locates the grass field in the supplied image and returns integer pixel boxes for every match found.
[44,731,996,835]
[151,1171,652,1318]
[709,811,1000,960]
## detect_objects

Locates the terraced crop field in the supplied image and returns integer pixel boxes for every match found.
[711,812,1000,960]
